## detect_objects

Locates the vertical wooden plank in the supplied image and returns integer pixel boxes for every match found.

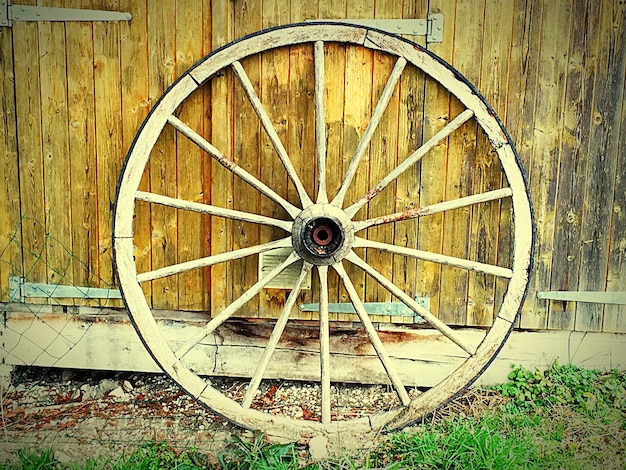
[147,0,178,310]
[94,0,124,307]
[287,0,318,320]
[548,0,600,330]
[340,0,374,313]
[365,0,402,323]
[257,0,291,319]
[289,0,318,203]
[176,0,206,311]
[13,1,46,289]
[466,0,514,327]
[120,0,151,306]
[578,0,625,332]
[319,0,347,321]
[38,6,73,293]
[521,0,570,330]
[210,0,234,316]
[0,27,22,301]
[66,0,99,303]
[439,0,482,325]
[415,0,455,319]
[232,0,262,316]
[603,63,625,333]
[392,0,428,325]
[505,0,541,327]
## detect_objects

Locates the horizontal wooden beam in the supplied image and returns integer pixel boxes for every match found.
[1,305,625,388]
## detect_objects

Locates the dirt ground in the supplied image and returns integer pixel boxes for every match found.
[0,367,392,465]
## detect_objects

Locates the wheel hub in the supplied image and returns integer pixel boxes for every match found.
[292,204,354,265]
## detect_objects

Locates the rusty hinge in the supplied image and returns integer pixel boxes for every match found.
[1,0,131,27]
[307,13,444,43]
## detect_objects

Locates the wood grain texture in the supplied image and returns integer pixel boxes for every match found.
[415,0,455,319]
[232,0,262,317]
[14,9,47,290]
[258,0,290,319]
[576,0,625,332]
[0,27,21,302]
[147,0,178,310]
[120,0,151,305]
[66,0,98,305]
[175,0,207,311]
[522,0,571,329]
[548,0,600,330]
[440,0,482,325]
[467,0,513,327]
[209,0,235,316]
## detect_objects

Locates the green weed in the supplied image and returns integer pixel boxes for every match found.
[217,433,298,470]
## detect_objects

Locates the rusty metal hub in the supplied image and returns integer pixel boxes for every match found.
[292,204,354,265]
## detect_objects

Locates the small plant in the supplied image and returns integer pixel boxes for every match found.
[0,449,59,470]
[492,362,625,413]
[218,432,299,470]
[373,414,539,469]
[111,441,206,470]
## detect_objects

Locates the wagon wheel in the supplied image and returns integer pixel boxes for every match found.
[113,23,533,437]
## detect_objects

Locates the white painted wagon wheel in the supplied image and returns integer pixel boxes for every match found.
[113,23,533,437]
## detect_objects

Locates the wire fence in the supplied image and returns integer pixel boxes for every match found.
[0,217,249,462]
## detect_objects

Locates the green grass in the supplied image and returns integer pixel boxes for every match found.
[2,363,625,469]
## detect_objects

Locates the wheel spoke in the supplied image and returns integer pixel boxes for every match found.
[137,237,291,283]
[345,251,476,355]
[345,109,475,217]
[353,188,513,232]
[314,41,328,204]
[333,262,410,406]
[242,262,313,409]
[354,237,513,278]
[136,191,293,232]
[332,57,407,208]
[232,61,313,208]
[317,265,331,424]
[168,115,300,218]
[174,251,301,360]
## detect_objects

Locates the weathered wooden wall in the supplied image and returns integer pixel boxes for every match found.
[1,0,624,333]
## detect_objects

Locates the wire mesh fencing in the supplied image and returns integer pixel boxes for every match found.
[0,217,245,461]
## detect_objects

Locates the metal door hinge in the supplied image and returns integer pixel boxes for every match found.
[9,276,121,302]
[299,297,430,324]
[1,0,131,27]
[537,291,626,305]
[307,13,444,42]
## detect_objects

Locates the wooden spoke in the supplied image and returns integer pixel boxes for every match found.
[345,109,475,217]
[232,61,313,208]
[317,265,331,424]
[174,251,301,360]
[136,191,293,232]
[137,237,292,283]
[168,115,300,218]
[242,262,314,409]
[332,57,407,208]
[334,262,411,406]
[314,41,328,204]
[353,188,513,232]
[354,237,513,279]
[345,251,476,355]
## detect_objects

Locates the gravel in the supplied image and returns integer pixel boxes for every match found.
[0,367,414,463]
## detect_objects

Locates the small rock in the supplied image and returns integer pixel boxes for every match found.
[109,386,129,401]
[122,380,133,392]
[309,436,328,460]
[98,379,118,395]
